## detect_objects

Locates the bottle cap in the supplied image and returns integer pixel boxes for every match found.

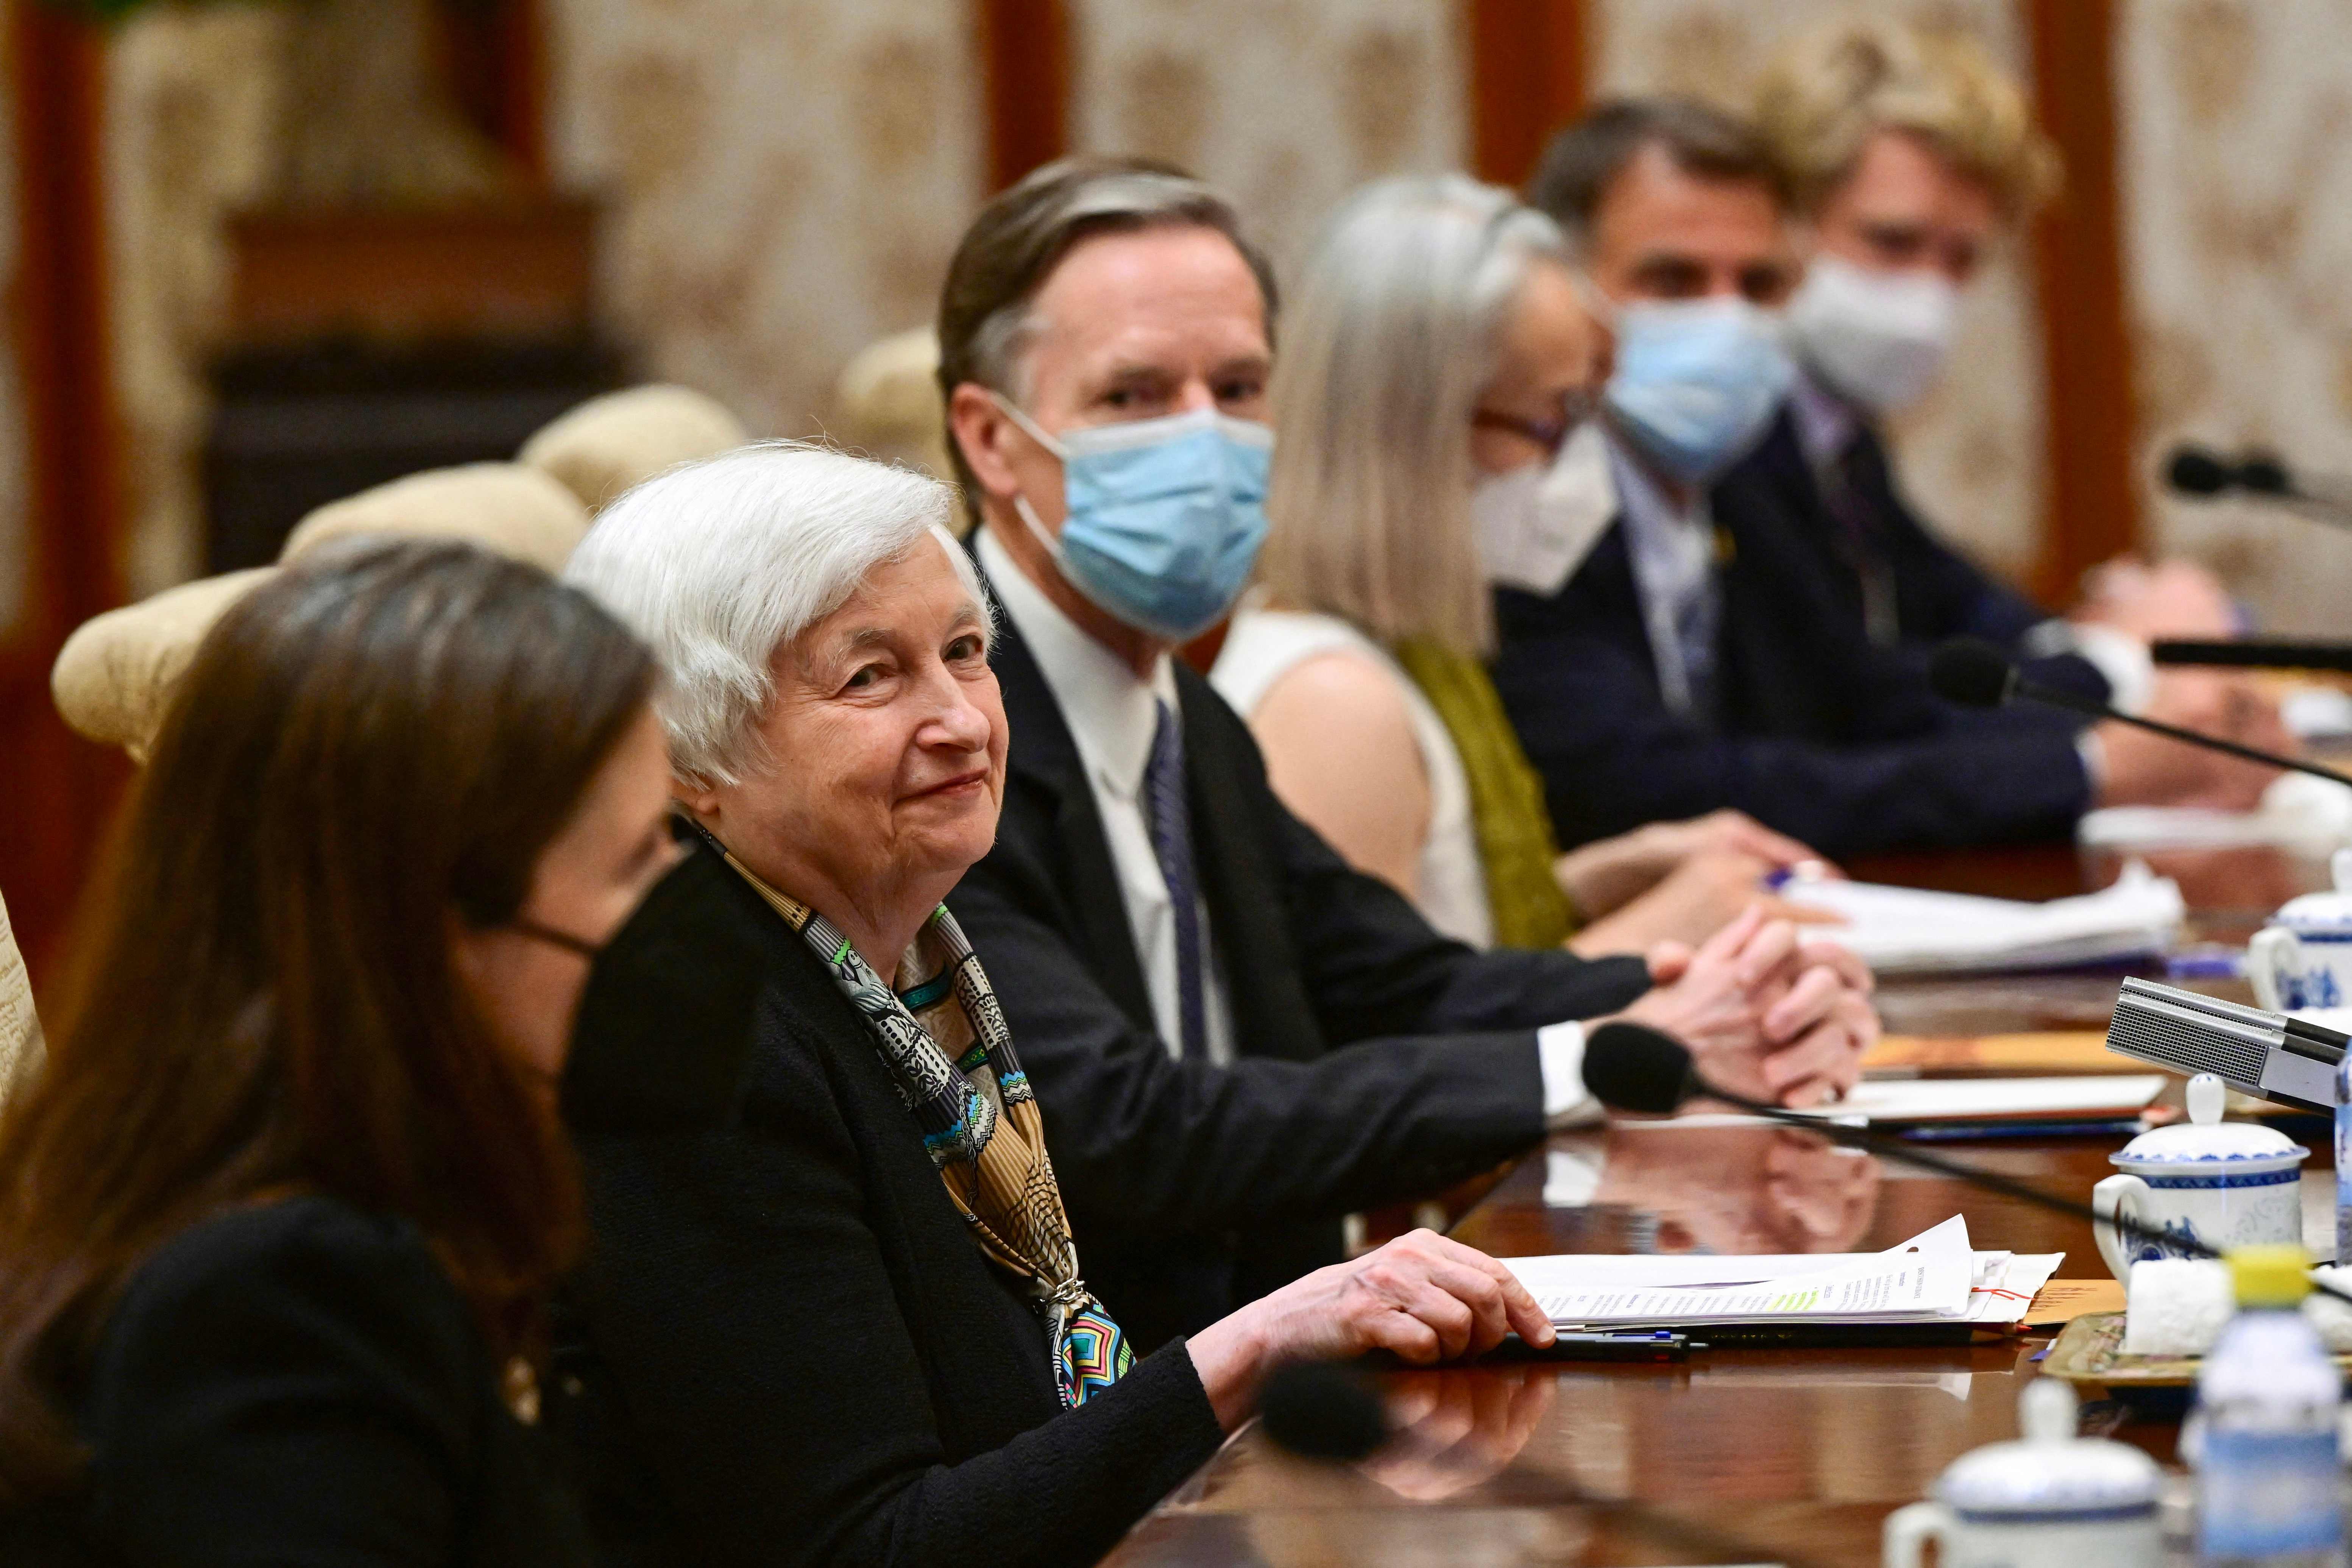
[2227,1243,2313,1307]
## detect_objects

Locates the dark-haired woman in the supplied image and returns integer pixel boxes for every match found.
[0,538,683,1565]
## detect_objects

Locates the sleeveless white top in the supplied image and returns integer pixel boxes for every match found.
[1212,608,1493,949]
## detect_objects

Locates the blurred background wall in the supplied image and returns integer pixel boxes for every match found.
[4,0,2350,975]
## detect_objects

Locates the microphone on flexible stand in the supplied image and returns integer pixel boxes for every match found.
[1580,1021,2352,1309]
[2166,443,2352,525]
[1926,637,2352,790]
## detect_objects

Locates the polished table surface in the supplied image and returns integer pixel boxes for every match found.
[1099,840,2341,1567]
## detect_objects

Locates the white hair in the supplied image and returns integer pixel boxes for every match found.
[562,440,985,788]
[1260,175,1576,655]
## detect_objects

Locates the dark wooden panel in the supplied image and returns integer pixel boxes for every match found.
[0,3,129,984]
[975,0,1069,192]
[1466,0,1588,190]
[2027,0,2140,604]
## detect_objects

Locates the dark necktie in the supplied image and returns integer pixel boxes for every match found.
[1820,433,1901,648]
[1142,699,1209,1063]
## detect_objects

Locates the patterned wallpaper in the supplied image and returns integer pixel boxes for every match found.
[2120,0,2352,635]
[1067,0,1466,276]
[1589,0,2049,586]
[41,0,2352,643]
[101,6,286,600]
[546,0,983,445]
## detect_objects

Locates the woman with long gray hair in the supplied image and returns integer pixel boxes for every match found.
[1218,174,1838,956]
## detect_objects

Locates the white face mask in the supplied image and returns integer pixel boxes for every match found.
[1786,253,1961,414]
[1472,419,1619,598]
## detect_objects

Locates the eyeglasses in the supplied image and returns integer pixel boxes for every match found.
[1471,388,1600,460]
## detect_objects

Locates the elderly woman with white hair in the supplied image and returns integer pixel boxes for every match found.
[553,442,1560,1568]
[1215,175,1842,957]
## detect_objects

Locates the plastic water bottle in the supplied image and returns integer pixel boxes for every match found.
[2194,1245,2346,1566]
[2337,1048,2352,1267]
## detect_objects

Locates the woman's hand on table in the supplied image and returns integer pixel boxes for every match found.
[1184,1230,1555,1432]
[1555,810,1831,919]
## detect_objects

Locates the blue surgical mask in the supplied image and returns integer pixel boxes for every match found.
[994,396,1273,640]
[1604,298,1795,485]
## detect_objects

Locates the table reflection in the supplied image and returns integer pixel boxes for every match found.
[1366,1367,1555,1502]
[1582,1123,1882,1256]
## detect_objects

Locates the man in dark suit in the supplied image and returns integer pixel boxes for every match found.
[1496,98,2279,861]
[936,156,1880,1352]
[1750,16,2242,675]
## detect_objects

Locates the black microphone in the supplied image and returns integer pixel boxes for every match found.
[1582,1021,2352,1309]
[2165,442,2352,523]
[2166,443,2235,497]
[1258,1360,1390,1461]
[1927,636,2352,790]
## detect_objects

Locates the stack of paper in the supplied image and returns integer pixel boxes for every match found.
[1504,1217,2062,1331]
[1778,861,2183,974]
[2078,770,2352,852]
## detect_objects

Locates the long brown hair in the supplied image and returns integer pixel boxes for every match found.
[0,537,657,1502]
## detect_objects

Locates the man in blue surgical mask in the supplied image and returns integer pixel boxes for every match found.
[1494,98,2280,859]
[939,156,1879,1353]
[1753,19,2254,701]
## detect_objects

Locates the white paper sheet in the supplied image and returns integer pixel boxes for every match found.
[1781,860,2182,974]
[1508,1217,1979,1328]
[1778,1074,2166,1124]
[2078,771,2352,852]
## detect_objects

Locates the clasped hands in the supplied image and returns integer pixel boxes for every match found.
[1612,902,1878,1108]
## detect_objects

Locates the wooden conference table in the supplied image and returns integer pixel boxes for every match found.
[1100,838,2340,1568]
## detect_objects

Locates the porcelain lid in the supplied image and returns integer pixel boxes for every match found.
[2113,1073,2307,1166]
[1936,1382,2164,1514]
[2271,849,2352,934]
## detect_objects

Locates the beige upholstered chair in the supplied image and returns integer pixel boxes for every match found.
[518,384,749,515]
[0,885,38,1089]
[281,462,590,573]
[56,460,596,761]
[51,567,279,763]
[831,328,953,484]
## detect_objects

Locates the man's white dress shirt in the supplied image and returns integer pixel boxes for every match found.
[978,528,1599,1120]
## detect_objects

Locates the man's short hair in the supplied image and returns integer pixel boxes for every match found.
[933,155,1278,504]
[1525,97,1791,243]
[1754,17,2060,219]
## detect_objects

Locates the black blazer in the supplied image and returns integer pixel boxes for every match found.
[1730,415,2117,708]
[946,551,1653,1352]
[16,1194,591,1568]
[554,844,1227,1568]
[1491,417,2096,859]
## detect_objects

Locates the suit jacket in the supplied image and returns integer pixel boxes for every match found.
[15,1195,592,1568]
[1491,417,2095,859]
[1733,413,2115,700]
[554,844,1226,1568]
[946,557,1653,1352]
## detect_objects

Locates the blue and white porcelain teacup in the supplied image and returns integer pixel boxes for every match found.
[1883,1382,2163,1568]
[2249,849,2352,1013]
[2091,1073,2307,1282]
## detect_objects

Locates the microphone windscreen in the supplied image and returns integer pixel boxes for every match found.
[2166,444,2234,496]
[1258,1360,1388,1462]
[1928,638,2017,709]
[1581,1022,1697,1116]
[2239,452,2291,496]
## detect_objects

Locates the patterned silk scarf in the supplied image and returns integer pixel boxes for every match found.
[716,847,1132,1406]
[1391,638,1579,951]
